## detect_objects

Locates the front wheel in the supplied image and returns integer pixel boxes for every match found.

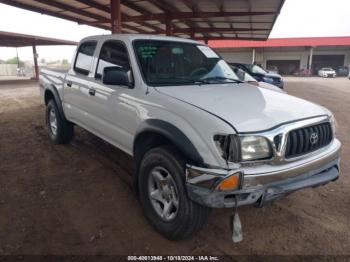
[138,146,210,240]
[46,100,74,144]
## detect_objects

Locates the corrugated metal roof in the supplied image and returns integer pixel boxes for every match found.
[0,31,78,47]
[209,36,350,48]
[2,0,285,40]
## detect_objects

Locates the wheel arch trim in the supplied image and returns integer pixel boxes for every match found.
[133,119,204,164]
[132,119,205,191]
[44,85,67,121]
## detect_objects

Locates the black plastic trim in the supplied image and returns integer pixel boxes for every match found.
[45,85,67,121]
[135,119,204,164]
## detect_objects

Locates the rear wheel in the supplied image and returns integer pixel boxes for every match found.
[138,146,209,240]
[46,100,74,144]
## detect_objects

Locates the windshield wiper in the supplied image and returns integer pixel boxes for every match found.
[196,76,243,84]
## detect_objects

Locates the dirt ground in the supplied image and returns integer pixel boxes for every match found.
[0,77,349,256]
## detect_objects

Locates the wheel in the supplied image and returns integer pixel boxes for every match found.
[138,146,210,240]
[46,99,74,144]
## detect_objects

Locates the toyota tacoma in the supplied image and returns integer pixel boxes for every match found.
[40,34,341,241]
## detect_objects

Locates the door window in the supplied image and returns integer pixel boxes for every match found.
[74,41,97,75]
[95,41,131,79]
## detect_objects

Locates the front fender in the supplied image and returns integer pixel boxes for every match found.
[44,85,67,121]
[135,119,204,164]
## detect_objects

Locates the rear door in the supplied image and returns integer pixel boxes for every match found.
[63,40,98,127]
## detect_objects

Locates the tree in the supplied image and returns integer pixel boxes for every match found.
[62,59,69,65]
[6,57,24,67]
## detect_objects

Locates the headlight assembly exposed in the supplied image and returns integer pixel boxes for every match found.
[214,134,272,162]
[213,134,241,163]
[240,136,272,161]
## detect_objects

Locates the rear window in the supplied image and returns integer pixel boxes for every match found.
[74,41,97,75]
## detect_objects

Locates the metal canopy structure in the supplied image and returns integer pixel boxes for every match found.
[1,0,285,41]
[0,31,77,80]
[0,30,78,47]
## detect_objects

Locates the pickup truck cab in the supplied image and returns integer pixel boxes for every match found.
[40,34,341,240]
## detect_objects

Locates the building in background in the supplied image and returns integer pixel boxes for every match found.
[212,36,350,75]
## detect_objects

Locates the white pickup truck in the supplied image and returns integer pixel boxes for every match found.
[40,34,341,241]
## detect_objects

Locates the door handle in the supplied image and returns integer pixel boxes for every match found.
[88,88,96,96]
[66,81,72,87]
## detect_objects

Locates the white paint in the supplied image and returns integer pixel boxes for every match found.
[197,45,219,58]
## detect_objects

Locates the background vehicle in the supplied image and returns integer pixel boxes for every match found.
[39,34,341,241]
[293,68,312,77]
[337,66,349,76]
[266,65,279,74]
[231,65,285,93]
[229,62,284,89]
[318,67,336,78]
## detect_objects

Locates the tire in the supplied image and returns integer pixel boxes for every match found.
[138,145,210,240]
[46,99,74,144]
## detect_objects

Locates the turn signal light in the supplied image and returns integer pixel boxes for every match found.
[218,174,240,190]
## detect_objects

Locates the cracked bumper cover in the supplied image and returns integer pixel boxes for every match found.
[186,139,341,208]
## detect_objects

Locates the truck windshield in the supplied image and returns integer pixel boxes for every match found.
[133,40,240,86]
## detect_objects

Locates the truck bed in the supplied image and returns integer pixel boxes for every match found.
[39,67,68,100]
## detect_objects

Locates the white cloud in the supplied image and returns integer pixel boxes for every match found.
[270,0,350,38]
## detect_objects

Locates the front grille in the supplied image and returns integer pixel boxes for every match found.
[285,122,333,159]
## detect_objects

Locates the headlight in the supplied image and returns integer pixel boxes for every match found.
[214,134,272,162]
[330,114,338,136]
[240,136,272,161]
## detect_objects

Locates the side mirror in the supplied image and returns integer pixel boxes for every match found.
[102,66,131,87]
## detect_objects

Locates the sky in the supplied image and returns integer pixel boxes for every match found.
[0,0,350,62]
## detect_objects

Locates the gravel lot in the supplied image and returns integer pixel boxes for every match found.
[0,77,349,256]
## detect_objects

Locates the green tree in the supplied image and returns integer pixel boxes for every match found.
[6,57,24,67]
[62,59,69,65]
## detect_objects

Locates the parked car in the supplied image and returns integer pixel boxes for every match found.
[318,68,336,78]
[293,68,312,77]
[40,34,341,241]
[229,62,284,89]
[231,65,285,93]
[337,66,349,76]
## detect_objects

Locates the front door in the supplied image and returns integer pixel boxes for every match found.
[86,40,138,154]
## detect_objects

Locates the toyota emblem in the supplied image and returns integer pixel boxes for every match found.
[310,132,319,145]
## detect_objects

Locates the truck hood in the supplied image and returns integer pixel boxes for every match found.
[155,83,327,133]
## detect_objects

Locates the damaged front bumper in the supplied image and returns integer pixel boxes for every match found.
[186,139,341,208]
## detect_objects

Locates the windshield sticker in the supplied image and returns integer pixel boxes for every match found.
[197,45,219,58]
[138,46,157,59]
